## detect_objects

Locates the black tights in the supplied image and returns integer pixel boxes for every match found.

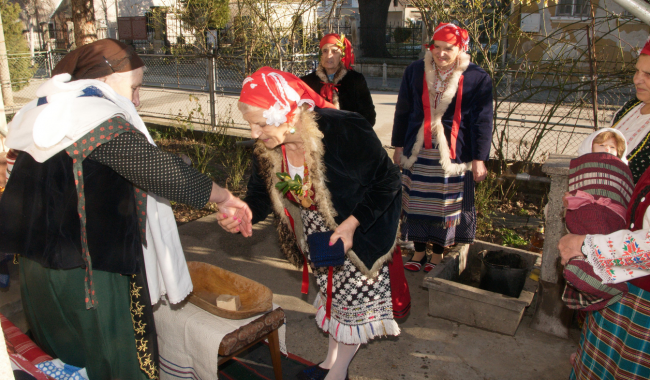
[413,242,444,254]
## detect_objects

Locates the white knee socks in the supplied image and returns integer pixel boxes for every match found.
[319,334,338,369]
[324,340,359,380]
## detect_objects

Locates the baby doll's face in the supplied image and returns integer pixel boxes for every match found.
[592,137,619,156]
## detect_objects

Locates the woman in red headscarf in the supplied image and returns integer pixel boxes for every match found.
[219,67,402,380]
[301,33,376,126]
[391,23,493,273]
[0,39,252,380]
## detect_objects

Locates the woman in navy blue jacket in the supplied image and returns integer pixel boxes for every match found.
[391,23,493,273]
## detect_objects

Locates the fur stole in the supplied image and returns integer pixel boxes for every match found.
[315,64,347,110]
[253,110,338,269]
[253,110,392,278]
[400,50,473,176]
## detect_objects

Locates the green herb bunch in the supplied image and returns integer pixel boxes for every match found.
[275,172,304,195]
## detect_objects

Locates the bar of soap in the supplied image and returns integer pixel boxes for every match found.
[216,294,241,311]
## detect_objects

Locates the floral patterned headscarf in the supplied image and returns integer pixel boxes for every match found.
[239,67,335,126]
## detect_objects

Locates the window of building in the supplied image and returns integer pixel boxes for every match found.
[556,0,590,17]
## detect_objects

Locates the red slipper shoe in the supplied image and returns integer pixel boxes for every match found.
[423,262,437,273]
[404,255,427,272]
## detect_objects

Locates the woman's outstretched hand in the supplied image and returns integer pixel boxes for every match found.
[329,215,360,252]
[216,199,253,237]
[210,183,253,237]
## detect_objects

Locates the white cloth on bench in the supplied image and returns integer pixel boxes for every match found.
[154,298,286,380]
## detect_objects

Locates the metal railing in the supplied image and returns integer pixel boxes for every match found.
[4,50,634,164]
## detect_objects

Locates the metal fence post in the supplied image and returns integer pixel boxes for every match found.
[577,75,588,102]
[176,56,180,88]
[208,53,216,130]
[45,47,52,77]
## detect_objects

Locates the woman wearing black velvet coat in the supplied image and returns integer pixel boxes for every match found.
[218,67,401,380]
[301,33,376,126]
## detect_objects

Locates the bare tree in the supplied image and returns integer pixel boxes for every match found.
[233,0,320,71]
[71,0,97,47]
[410,0,642,167]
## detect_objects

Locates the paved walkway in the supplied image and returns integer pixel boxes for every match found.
[0,210,577,380]
[176,214,578,380]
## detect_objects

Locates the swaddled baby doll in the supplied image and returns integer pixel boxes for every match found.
[565,128,633,235]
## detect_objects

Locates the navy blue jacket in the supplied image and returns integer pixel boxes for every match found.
[391,59,493,164]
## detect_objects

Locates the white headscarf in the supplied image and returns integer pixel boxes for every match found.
[5,74,192,305]
[577,128,628,164]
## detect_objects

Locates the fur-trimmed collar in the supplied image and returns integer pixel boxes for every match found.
[253,110,392,278]
[400,50,472,175]
[315,64,347,110]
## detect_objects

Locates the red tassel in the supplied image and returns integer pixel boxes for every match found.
[326,266,334,320]
[301,259,310,295]
[285,207,310,295]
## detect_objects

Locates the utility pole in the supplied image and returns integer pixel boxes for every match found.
[0,11,14,109]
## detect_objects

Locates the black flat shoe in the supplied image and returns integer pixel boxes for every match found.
[296,365,329,380]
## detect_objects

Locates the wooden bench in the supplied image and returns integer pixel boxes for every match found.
[217,307,286,380]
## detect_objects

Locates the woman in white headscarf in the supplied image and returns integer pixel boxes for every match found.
[0,39,251,380]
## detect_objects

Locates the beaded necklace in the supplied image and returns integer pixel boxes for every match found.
[433,59,456,94]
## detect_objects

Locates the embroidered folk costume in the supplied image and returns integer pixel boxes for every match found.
[301,33,377,126]
[568,166,650,380]
[240,67,402,344]
[566,37,650,380]
[392,23,493,248]
[0,39,214,380]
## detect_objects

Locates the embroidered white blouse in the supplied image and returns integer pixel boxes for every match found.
[583,205,650,284]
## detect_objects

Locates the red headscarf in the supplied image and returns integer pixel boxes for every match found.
[320,33,354,70]
[641,37,650,56]
[239,67,335,126]
[428,23,469,52]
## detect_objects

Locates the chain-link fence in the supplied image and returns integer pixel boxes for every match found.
[4,51,64,114]
[4,49,633,164]
[137,54,318,133]
[492,70,634,163]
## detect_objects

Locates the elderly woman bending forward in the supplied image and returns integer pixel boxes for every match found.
[218,67,401,380]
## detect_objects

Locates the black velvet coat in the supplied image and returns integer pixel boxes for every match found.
[301,66,376,126]
[244,108,400,276]
[0,150,141,274]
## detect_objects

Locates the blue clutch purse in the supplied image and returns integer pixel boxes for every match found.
[307,231,345,268]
